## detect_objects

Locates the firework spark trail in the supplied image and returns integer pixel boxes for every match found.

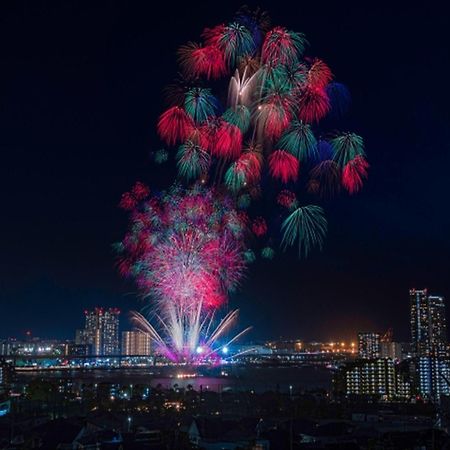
[129,308,249,363]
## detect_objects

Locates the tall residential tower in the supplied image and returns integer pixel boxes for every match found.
[76,308,120,356]
[358,332,380,359]
[410,288,447,357]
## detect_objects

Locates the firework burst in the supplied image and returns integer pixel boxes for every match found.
[118,183,248,362]
[155,7,367,257]
[118,8,368,363]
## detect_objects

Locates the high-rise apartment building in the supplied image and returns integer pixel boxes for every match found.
[77,308,120,356]
[337,358,410,400]
[410,289,448,401]
[416,357,450,400]
[380,341,403,361]
[121,331,152,356]
[410,288,447,357]
[0,361,13,395]
[358,332,380,359]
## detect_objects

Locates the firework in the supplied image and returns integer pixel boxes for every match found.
[154,8,367,256]
[261,26,307,65]
[130,309,251,364]
[308,160,341,198]
[154,148,169,164]
[281,205,327,257]
[326,82,351,117]
[277,121,317,161]
[342,155,369,194]
[178,42,227,80]
[261,246,275,259]
[157,106,193,146]
[268,150,299,183]
[118,183,247,362]
[332,132,365,167]
[177,141,210,180]
[118,8,367,363]
[277,190,298,209]
[252,217,268,237]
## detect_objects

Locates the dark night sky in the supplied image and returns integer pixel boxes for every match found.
[1,1,449,342]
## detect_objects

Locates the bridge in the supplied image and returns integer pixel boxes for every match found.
[0,351,353,370]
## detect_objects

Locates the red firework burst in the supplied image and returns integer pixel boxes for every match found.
[252,217,268,237]
[269,150,299,183]
[119,192,137,211]
[306,58,333,89]
[212,121,243,160]
[157,106,194,146]
[178,42,226,80]
[131,181,150,201]
[277,190,297,209]
[297,87,330,123]
[239,151,262,183]
[342,156,369,194]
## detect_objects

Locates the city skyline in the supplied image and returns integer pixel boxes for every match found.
[1,2,449,342]
[2,3,450,446]
[0,287,446,344]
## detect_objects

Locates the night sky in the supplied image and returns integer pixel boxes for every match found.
[1,1,449,342]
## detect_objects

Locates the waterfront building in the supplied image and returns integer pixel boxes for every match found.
[79,308,120,356]
[266,340,302,353]
[0,339,15,356]
[0,361,14,395]
[121,331,151,356]
[65,343,90,357]
[0,339,66,356]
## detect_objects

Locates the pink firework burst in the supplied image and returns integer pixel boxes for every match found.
[117,185,247,361]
